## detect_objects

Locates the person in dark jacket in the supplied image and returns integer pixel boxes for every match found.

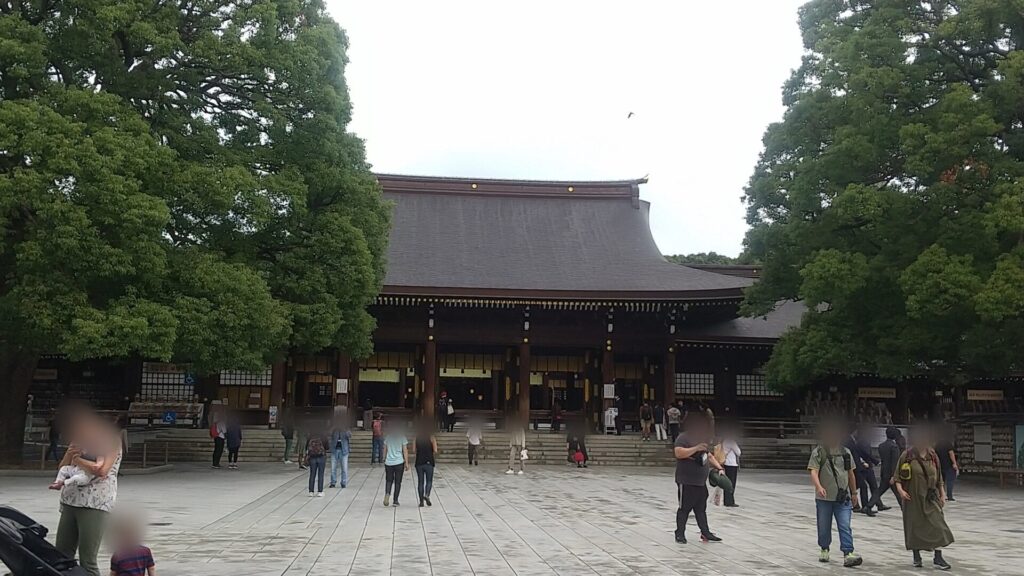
[46,415,62,462]
[844,428,879,516]
[867,426,899,512]
[226,413,243,469]
[653,403,667,441]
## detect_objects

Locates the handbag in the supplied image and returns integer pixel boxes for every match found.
[520,448,529,461]
[713,487,723,506]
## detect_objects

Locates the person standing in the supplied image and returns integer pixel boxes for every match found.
[329,417,351,488]
[371,411,384,465]
[721,432,741,507]
[55,409,122,576]
[808,423,863,567]
[653,402,667,442]
[667,403,682,442]
[467,420,483,466]
[506,422,527,475]
[867,427,899,512]
[383,421,409,506]
[414,421,438,507]
[209,408,226,469]
[445,398,456,433]
[639,402,653,441]
[281,417,294,464]
[613,395,624,435]
[551,401,562,433]
[362,400,374,432]
[894,428,955,570]
[935,431,959,502]
[46,414,61,462]
[437,393,448,432]
[225,413,243,469]
[672,413,724,544]
[305,422,328,497]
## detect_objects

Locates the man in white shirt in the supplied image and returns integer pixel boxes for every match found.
[722,434,741,507]
[467,422,483,466]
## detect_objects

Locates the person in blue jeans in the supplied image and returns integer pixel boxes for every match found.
[330,417,352,488]
[371,412,384,465]
[305,424,329,497]
[808,422,863,568]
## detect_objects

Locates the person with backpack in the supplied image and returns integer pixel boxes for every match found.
[414,420,438,507]
[807,421,863,567]
[371,412,384,465]
[305,421,329,497]
[639,401,653,441]
[894,427,955,570]
[666,403,682,443]
[209,407,226,469]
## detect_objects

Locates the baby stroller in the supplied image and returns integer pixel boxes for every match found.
[0,506,89,575]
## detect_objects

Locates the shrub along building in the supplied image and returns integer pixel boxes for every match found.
[27,176,1023,446]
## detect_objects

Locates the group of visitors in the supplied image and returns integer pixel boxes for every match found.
[807,422,955,569]
[208,407,243,469]
[436,392,456,432]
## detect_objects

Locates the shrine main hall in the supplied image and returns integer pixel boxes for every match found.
[325,174,789,426]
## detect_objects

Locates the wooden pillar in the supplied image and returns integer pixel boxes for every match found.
[424,338,437,419]
[664,345,676,406]
[270,361,286,407]
[491,372,500,411]
[518,341,531,422]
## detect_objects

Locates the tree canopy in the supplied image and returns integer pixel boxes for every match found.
[0,0,389,460]
[743,0,1024,391]
[665,252,747,265]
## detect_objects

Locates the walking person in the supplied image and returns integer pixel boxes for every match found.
[467,419,483,465]
[935,430,959,502]
[225,412,243,469]
[371,411,384,465]
[437,392,448,432]
[721,431,741,507]
[867,426,899,512]
[329,417,351,488]
[305,421,328,497]
[667,403,682,442]
[639,401,653,441]
[506,421,527,475]
[673,412,724,544]
[54,407,122,576]
[808,422,863,567]
[415,421,438,507]
[850,427,880,516]
[209,407,226,469]
[653,402,667,442]
[383,420,409,506]
[894,428,955,570]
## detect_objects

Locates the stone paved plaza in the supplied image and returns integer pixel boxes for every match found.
[3,463,1022,575]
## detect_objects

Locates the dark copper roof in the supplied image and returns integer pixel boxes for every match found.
[678,300,806,343]
[377,174,752,300]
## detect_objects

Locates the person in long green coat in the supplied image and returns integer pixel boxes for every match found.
[894,427,955,570]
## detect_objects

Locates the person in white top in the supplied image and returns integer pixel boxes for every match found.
[466,420,483,466]
[722,434,742,507]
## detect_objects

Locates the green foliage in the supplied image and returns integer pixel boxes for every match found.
[0,0,389,372]
[744,0,1024,390]
[666,252,747,265]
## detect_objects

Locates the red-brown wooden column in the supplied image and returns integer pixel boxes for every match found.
[424,338,437,419]
[664,345,676,406]
[518,340,531,423]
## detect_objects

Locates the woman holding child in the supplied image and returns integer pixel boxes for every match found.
[53,404,123,576]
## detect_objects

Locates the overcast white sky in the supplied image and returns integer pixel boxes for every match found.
[328,1,808,257]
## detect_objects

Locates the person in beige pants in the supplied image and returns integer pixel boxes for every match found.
[506,425,527,475]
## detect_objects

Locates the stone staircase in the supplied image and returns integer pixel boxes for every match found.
[122,427,813,470]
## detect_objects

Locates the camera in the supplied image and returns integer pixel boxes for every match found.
[836,488,850,503]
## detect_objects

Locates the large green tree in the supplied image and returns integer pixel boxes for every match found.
[743,0,1024,392]
[0,0,389,462]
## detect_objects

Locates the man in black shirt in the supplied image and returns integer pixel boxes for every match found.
[936,433,959,501]
[867,426,899,511]
[673,412,724,543]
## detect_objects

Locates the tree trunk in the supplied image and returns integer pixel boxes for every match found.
[0,349,39,465]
